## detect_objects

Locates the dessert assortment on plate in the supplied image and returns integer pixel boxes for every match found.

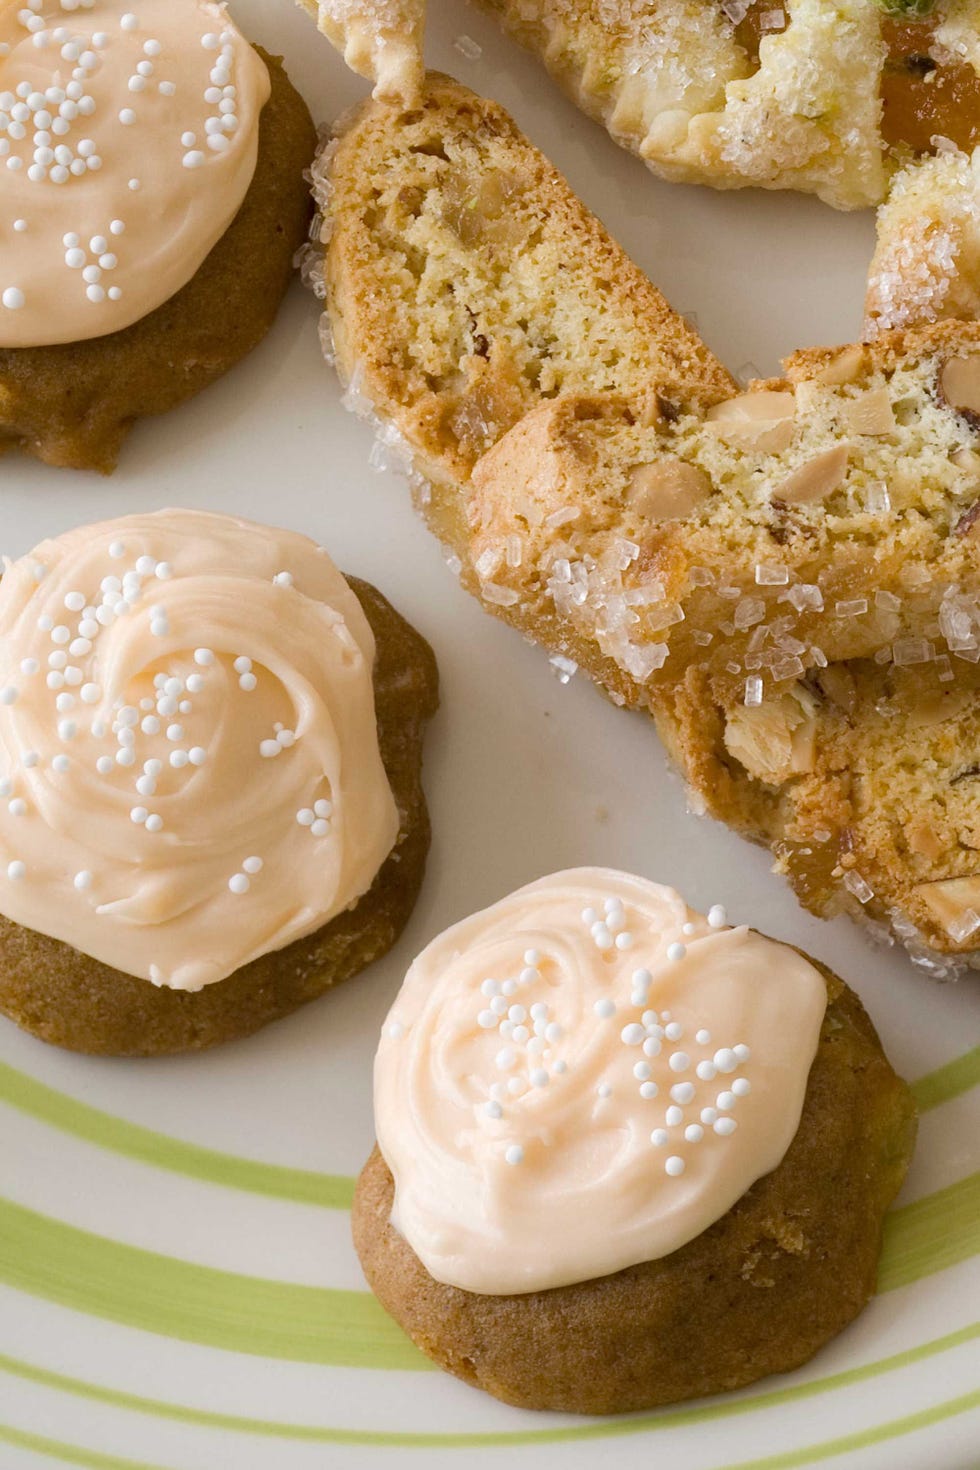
[356,869,915,1411]
[0,0,316,471]
[0,510,437,1053]
[313,74,980,975]
[5,0,974,1426]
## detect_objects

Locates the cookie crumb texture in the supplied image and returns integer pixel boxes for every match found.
[0,51,316,473]
[354,968,916,1414]
[0,579,438,1055]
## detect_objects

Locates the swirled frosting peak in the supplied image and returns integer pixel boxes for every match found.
[0,510,399,990]
[0,0,270,347]
[376,868,827,1294]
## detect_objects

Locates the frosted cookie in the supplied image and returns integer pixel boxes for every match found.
[0,510,438,1054]
[354,869,916,1413]
[0,1,316,471]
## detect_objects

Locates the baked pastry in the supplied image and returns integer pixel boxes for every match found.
[0,510,438,1055]
[466,323,980,969]
[354,868,916,1413]
[295,0,424,101]
[315,73,735,508]
[299,0,980,210]
[315,77,980,975]
[866,145,980,336]
[0,1,316,472]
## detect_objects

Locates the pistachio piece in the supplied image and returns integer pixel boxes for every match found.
[841,389,895,436]
[706,391,797,454]
[939,354,980,426]
[914,875,980,938]
[627,459,712,521]
[723,687,817,786]
[775,445,850,506]
[813,345,867,387]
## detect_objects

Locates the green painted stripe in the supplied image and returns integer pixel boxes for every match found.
[1,1384,978,1467]
[911,1045,980,1113]
[722,1388,980,1470]
[0,1177,976,1375]
[0,1423,156,1470]
[878,1171,980,1294]
[0,1045,974,1212]
[0,1197,427,1373]
[0,1324,977,1449]
[0,1062,354,1210]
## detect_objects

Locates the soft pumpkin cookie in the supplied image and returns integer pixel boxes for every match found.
[354,869,916,1414]
[0,511,438,1055]
[0,1,316,472]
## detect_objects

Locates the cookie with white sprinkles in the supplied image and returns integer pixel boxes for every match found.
[0,510,438,1054]
[0,0,316,471]
[354,868,916,1413]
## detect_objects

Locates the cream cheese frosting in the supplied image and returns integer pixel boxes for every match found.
[0,509,400,990]
[375,868,828,1295]
[0,0,270,348]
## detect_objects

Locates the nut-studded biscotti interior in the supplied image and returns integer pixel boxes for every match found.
[316,72,736,546]
[464,323,980,970]
[317,74,980,974]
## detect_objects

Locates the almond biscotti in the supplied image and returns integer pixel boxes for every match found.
[313,73,735,549]
[315,75,980,973]
[464,326,980,972]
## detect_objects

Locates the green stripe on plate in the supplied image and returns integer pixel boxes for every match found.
[0,1197,426,1372]
[0,1323,977,1448]
[910,1045,980,1113]
[0,1423,154,1470]
[0,1062,354,1210]
[1,1383,978,1466]
[0,1174,976,1373]
[0,1045,974,1213]
[877,1172,980,1294]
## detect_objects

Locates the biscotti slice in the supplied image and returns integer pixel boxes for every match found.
[462,320,980,969]
[316,72,736,546]
[295,0,424,101]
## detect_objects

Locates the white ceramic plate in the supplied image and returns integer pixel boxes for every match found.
[0,3,978,1467]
